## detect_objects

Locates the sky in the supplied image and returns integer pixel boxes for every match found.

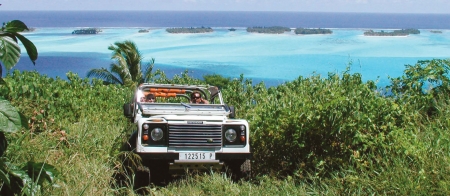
[1,0,450,14]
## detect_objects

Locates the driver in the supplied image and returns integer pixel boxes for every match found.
[190,91,209,104]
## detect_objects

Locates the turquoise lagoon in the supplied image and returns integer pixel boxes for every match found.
[14,28,450,87]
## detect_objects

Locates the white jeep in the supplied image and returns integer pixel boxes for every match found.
[122,83,251,185]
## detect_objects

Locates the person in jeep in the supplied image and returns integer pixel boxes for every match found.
[190,91,209,104]
[145,93,156,103]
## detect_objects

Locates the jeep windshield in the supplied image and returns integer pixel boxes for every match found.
[139,103,229,116]
[134,83,230,116]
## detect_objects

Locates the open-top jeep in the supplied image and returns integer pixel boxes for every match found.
[122,83,251,185]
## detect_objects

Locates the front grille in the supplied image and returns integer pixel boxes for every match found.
[169,124,222,148]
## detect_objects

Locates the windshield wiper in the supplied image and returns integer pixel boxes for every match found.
[181,102,191,109]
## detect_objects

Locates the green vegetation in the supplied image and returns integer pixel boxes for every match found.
[364,28,420,36]
[246,26,291,34]
[430,30,442,33]
[166,27,213,34]
[2,18,450,196]
[0,20,37,71]
[202,74,232,90]
[1,20,59,195]
[1,58,450,195]
[87,40,155,87]
[71,28,101,34]
[294,28,333,35]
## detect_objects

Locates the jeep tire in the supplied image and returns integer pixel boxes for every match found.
[224,159,251,182]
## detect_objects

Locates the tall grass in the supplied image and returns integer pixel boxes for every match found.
[6,117,124,195]
[2,59,450,195]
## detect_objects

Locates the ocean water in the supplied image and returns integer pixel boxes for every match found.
[2,11,450,87]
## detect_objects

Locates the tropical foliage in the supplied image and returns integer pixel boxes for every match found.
[166,27,213,33]
[203,74,232,89]
[246,26,291,34]
[364,28,420,36]
[1,20,450,195]
[87,40,154,87]
[294,28,333,34]
[0,20,59,195]
[2,58,450,194]
[0,20,37,73]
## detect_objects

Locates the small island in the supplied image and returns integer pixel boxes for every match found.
[138,29,149,33]
[294,28,333,35]
[430,30,442,34]
[72,28,102,34]
[246,26,291,34]
[166,27,213,34]
[228,28,236,31]
[364,28,420,36]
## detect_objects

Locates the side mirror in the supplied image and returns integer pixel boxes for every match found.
[228,105,235,119]
[123,103,133,118]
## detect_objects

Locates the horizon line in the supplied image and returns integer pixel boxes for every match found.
[2,10,450,15]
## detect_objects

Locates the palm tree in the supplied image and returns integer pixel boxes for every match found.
[87,40,154,86]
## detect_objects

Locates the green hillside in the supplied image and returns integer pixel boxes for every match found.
[1,58,450,195]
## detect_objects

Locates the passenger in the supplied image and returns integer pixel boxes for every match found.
[190,91,209,104]
[146,93,156,103]
[138,90,146,102]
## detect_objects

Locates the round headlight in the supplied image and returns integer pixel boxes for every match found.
[225,129,237,142]
[151,128,164,141]
[143,124,149,130]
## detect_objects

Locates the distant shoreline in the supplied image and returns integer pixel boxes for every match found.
[24,27,445,37]
[24,27,450,31]
[3,11,450,29]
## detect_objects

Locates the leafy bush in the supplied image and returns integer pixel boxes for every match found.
[214,61,450,194]
[2,57,450,194]
[203,74,232,90]
[245,71,402,176]
[1,70,130,128]
[389,59,450,117]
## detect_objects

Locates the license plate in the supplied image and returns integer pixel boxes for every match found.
[179,152,215,160]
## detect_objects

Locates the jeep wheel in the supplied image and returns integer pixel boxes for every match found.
[147,161,169,186]
[132,162,170,193]
[133,165,151,193]
[224,159,251,182]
